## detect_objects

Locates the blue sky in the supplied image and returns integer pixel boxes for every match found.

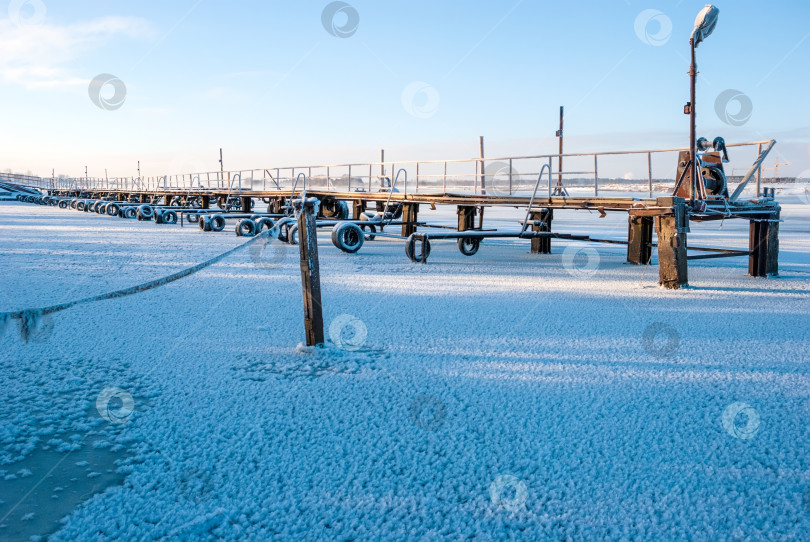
[1,0,808,179]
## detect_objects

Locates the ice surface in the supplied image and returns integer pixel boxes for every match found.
[0,197,808,540]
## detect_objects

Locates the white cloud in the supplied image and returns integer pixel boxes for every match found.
[0,16,153,89]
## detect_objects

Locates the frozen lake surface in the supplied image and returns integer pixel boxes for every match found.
[0,198,808,540]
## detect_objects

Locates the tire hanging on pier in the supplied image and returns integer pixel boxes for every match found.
[255,217,274,232]
[405,234,430,263]
[331,222,364,254]
[457,238,480,256]
[236,218,258,237]
[209,214,226,232]
[287,224,299,245]
[137,205,154,221]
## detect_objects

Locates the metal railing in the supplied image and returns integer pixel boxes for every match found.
[3,140,772,199]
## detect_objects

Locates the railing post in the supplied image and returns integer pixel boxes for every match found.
[594,155,598,196]
[648,152,653,197]
[509,158,513,195]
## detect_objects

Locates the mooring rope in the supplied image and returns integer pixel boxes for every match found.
[0,225,283,327]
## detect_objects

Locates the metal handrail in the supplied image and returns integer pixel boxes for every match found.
[381,168,407,226]
[520,161,553,237]
[5,140,774,197]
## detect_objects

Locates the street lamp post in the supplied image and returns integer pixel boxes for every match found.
[687,5,720,205]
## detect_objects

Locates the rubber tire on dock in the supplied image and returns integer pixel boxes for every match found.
[93,201,104,213]
[163,210,178,225]
[154,210,165,224]
[287,224,299,245]
[58,200,69,209]
[457,238,480,256]
[123,206,136,219]
[236,218,258,237]
[336,201,349,220]
[76,200,86,211]
[278,222,290,243]
[255,217,274,232]
[405,234,431,263]
[209,214,226,232]
[137,205,155,221]
[199,216,212,232]
[187,213,200,224]
[359,214,378,241]
[106,203,120,216]
[331,222,364,254]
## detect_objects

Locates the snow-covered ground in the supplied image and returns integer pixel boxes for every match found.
[0,197,808,540]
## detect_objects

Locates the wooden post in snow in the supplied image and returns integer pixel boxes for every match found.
[294,197,325,346]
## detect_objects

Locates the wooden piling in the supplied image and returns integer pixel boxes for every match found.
[748,216,772,278]
[294,198,325,346]
[530,208,552,254]
[655,197,688,289]
[401,203,419,237]
[627,215,653,264]
[201,195,210,209]
[766,210,780,276]
[352,200,366,220]
[457,205,476,231]
[241,196,252,213]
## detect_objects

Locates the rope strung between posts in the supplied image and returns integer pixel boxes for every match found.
[0,221,290,330]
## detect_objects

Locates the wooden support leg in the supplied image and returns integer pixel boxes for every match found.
[401,203,419,237]
[627,215,653,264]
[457,205,476,232]
[352,200,366,220]
[766,211,780,277]
[531,208,552,254]
[748,218,769,277]
[241,196,252,212]
[655,207,688,289]
[201,195,210,209]
[165,194,172,206]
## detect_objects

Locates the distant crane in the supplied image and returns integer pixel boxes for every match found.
[762,160,792,181]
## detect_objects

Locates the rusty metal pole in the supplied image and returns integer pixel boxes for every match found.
[557,106,564,189]
[479,136,485,194]
[479,136,485,227]
[689,39,697,206]
[294,198,325,346]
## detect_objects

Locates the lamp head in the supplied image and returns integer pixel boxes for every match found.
[692,4,719,47]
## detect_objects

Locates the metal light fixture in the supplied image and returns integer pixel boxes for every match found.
[692,5,720,47]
